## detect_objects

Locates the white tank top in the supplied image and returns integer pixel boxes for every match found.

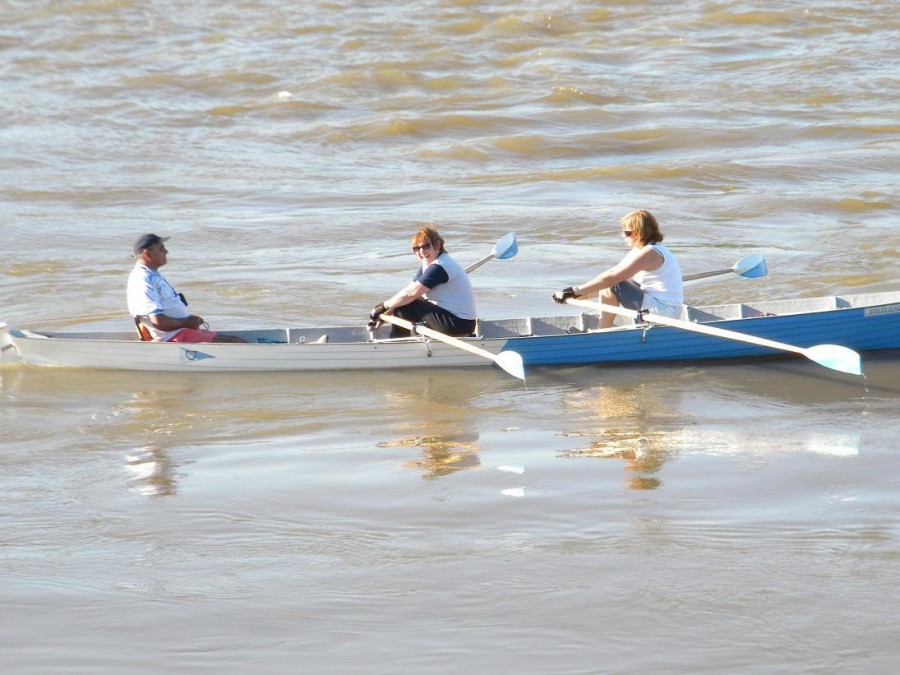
[632,243,683,306]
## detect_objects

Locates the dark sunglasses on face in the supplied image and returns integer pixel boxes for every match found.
[412,242,433,253]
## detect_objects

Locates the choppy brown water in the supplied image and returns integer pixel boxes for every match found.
[2,1,899,672]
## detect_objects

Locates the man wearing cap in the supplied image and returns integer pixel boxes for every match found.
[127,234,245,343]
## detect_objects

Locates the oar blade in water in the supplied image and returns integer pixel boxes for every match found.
[804,344,862,376]
[495,349,526,381]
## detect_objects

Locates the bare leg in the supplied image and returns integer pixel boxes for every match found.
[599,288,620,328]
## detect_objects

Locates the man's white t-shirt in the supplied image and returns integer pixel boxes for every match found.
[127,264,189,341]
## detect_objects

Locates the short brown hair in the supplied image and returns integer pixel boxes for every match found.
[620,209,663,247]
[411,226,446,254]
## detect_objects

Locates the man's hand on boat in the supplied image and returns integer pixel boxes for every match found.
[150,313,207,332]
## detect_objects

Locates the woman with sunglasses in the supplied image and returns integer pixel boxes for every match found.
[370,226,478,337]
[552,209,683,329]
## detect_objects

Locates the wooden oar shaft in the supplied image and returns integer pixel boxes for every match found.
[565,298,806,355]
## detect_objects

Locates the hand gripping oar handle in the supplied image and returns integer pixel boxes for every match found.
[377,313,525,381]
[564,298,861,376]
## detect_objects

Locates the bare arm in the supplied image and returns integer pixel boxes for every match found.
[147,313,205,332]
[570,247,664,298]
[385,281,429,310]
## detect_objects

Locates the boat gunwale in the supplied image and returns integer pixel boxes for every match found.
[10,289,900,343]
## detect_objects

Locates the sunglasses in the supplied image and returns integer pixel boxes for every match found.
[622,231,633,237]
[412,242,433,253]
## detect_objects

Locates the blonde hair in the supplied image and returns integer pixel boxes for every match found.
[411,226,446,254]
[620,209,663,247]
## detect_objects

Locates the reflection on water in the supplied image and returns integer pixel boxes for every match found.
[125,446,178,497]
[550,366,869,490]
[81,383,203,498]
[558,381,684,490]
[560,430,672,491]
[377,375,483,480]
[0,364,26,396]
[381,433,481,479]
[675,428,861,460]
[802,433,859,458]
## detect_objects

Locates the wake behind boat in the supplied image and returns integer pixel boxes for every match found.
[2,290,898,375]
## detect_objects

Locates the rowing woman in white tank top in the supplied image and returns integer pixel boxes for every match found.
[552,209,684,329]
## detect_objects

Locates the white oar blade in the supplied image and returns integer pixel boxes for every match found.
[803,345,862,376]
[734,254,767,278]
[495,350,526,381]
[494,232,518,260]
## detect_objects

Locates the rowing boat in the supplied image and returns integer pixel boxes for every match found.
[2,291,898,374]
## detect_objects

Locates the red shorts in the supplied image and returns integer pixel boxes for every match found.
[168,328,220,343]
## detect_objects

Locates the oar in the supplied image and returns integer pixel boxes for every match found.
[683,254,768,282]
[597,230,767,283]
[377,313,525,381]
[564,298,862,376]
[597,231,767,283]
[464,232,518,273]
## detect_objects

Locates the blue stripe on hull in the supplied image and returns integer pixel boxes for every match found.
[505,306,900,367]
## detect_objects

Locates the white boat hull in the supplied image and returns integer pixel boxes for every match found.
[0,325,510,372]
